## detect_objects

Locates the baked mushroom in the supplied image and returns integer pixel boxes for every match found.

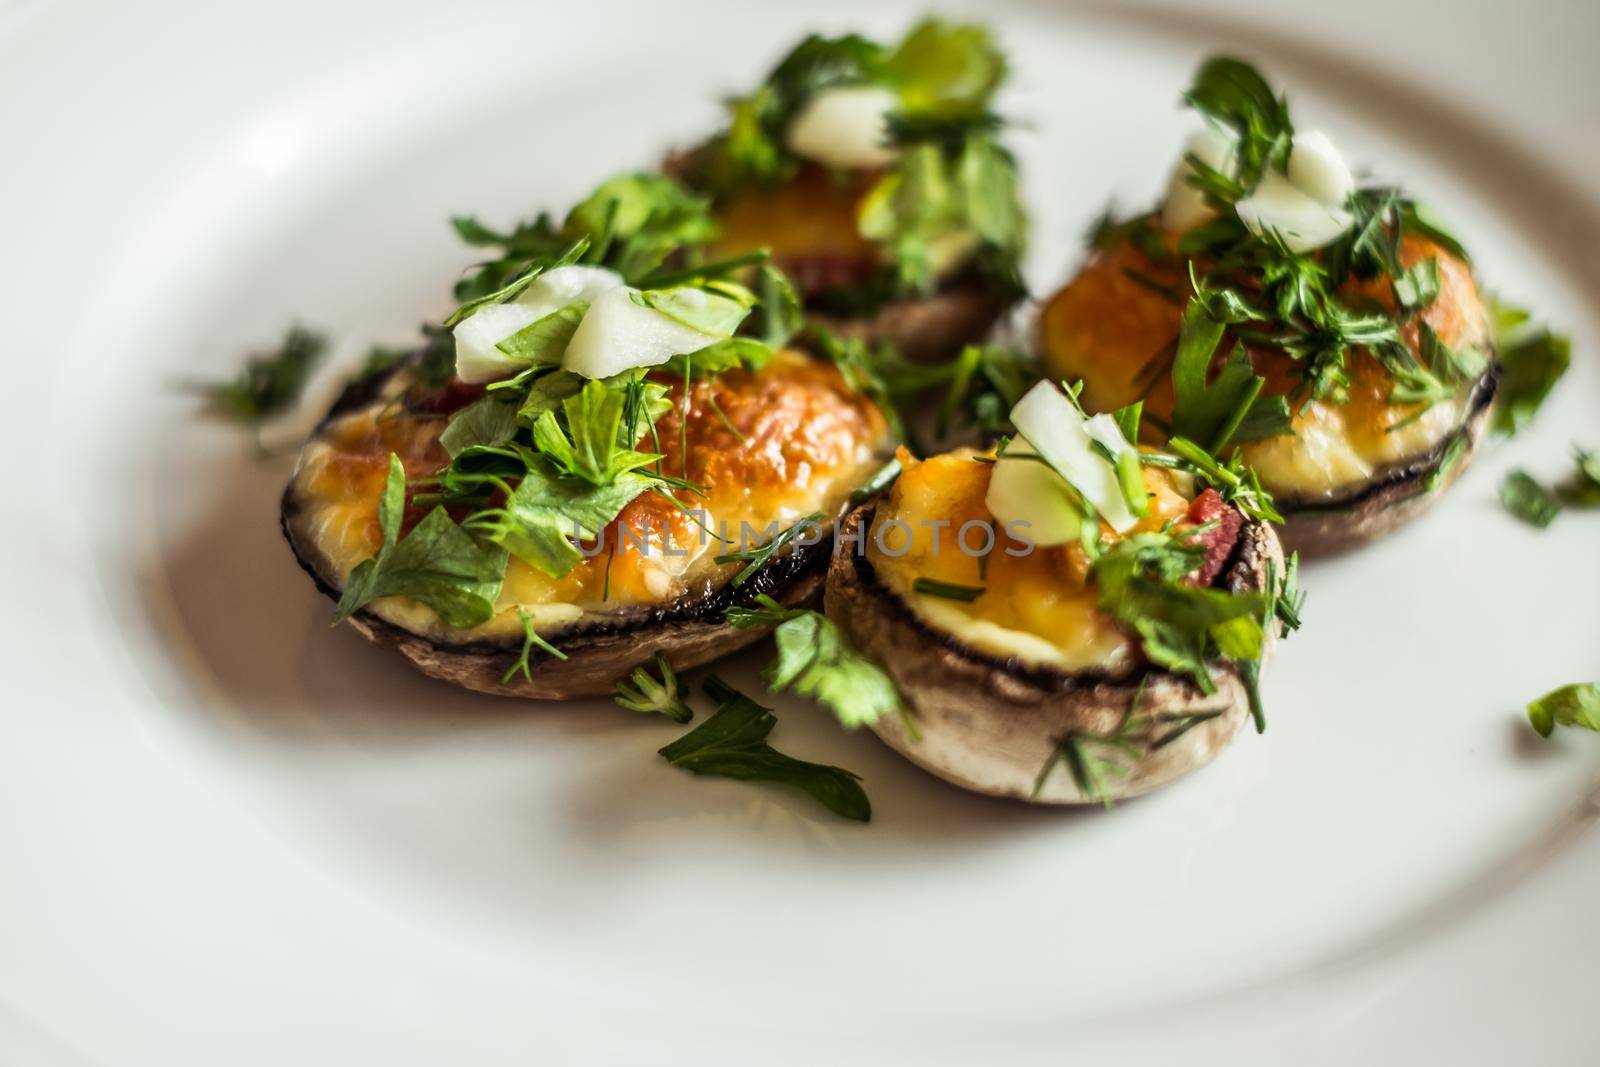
[667,18,1028,363]
[282,175,894,700]
[1037,57,1501,555]
[825,381,1292,804]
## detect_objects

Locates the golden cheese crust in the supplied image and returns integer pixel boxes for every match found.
[866,447,1207,673]
[285,350,891,643]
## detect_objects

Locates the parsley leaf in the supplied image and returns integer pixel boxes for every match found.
[1496,448,1600,529]
[747,264,805,349]
[439,396,520,459]
[714,512,825,587]
[530,378,667,486]
[614,654,694,723]
[883,18,1006,121]
[1527,683,1600,738]
[658,677,871,821]
[495,301,588,365]
[1091,529,1268,693]
[1170,299,1293,451]
[1500,470,1562,528]
[333,455,508,628]
[1183,56,1293,193]
[725,595,903,730]
[465,460,654,579]
[1492,320,1571,437]
[453,173,715,299]
[193,324,325,423]
[1421,434,1468,492]
[1032,683,1229,808]
[501,606,569,686]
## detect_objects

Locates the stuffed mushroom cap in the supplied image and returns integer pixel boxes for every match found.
[826,448,1284,804]
[697,163,1016,362]
[283,349,893,699]
[1039,233,1497,554]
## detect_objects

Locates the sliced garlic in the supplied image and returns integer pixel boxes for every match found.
[1286,129,1354,208]
[561,286,720,380]
[1235,169,1353,253]
[453,265,625,384]
[984,439,1084,547]
[786,85,901,171]
[454,304,548,384]
[1160,126,1238,233]
[1006,381,1139,534]
[518,265,626,316]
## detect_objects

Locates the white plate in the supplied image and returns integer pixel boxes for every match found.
[3,1,1599,1063]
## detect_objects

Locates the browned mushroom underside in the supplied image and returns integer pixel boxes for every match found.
[825,506,1284,804]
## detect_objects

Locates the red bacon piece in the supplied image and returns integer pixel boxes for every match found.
[1185,489,1243,587]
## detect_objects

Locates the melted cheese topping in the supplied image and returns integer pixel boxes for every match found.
[1038,234,1491,500]
[708,164,978,294]
[710,166,882,276]
[290,351,889,640]
[866,448,1194,672]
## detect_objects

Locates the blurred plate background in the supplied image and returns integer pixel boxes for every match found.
[1,0,1597,1063]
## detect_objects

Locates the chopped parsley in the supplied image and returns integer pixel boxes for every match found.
[332,455,508,628]
[911,577,985,602]
[1527,683,1600,738]
[613,654,694,723]
[1032,682,1230,808]
[191,324,325,424]
[1170,297,1292,451]
[1489,295,1572,437]
[724,594,904,730]
[1498,448,1600,528]
[714,512,825,587]
[501,606,568,686]
[452,173,716,298]
[1421,434,1469,493]
[1090,528,1269,694]
[1500,470,1562,528]
[658,676,871,821]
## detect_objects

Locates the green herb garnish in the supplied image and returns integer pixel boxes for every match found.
[1491,304,1571,437]
[1497,448,1600,528]
[725,595,904,730]
[850,457,904,504]
[452,173,715,299]
[1421,434,1469,493]
[714,513,825,587]
[1500,470,1562,528]
[1090,529,1269,694]
[332,455,508,628]
[501,606,569,686]
[191,324,325,424]
[1170,297,1292,451]
[911,577,985,602]
[1032,683,1229,808]
[614,654,694,723]
[1527,683,1600,738]
[658,677,871,821]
